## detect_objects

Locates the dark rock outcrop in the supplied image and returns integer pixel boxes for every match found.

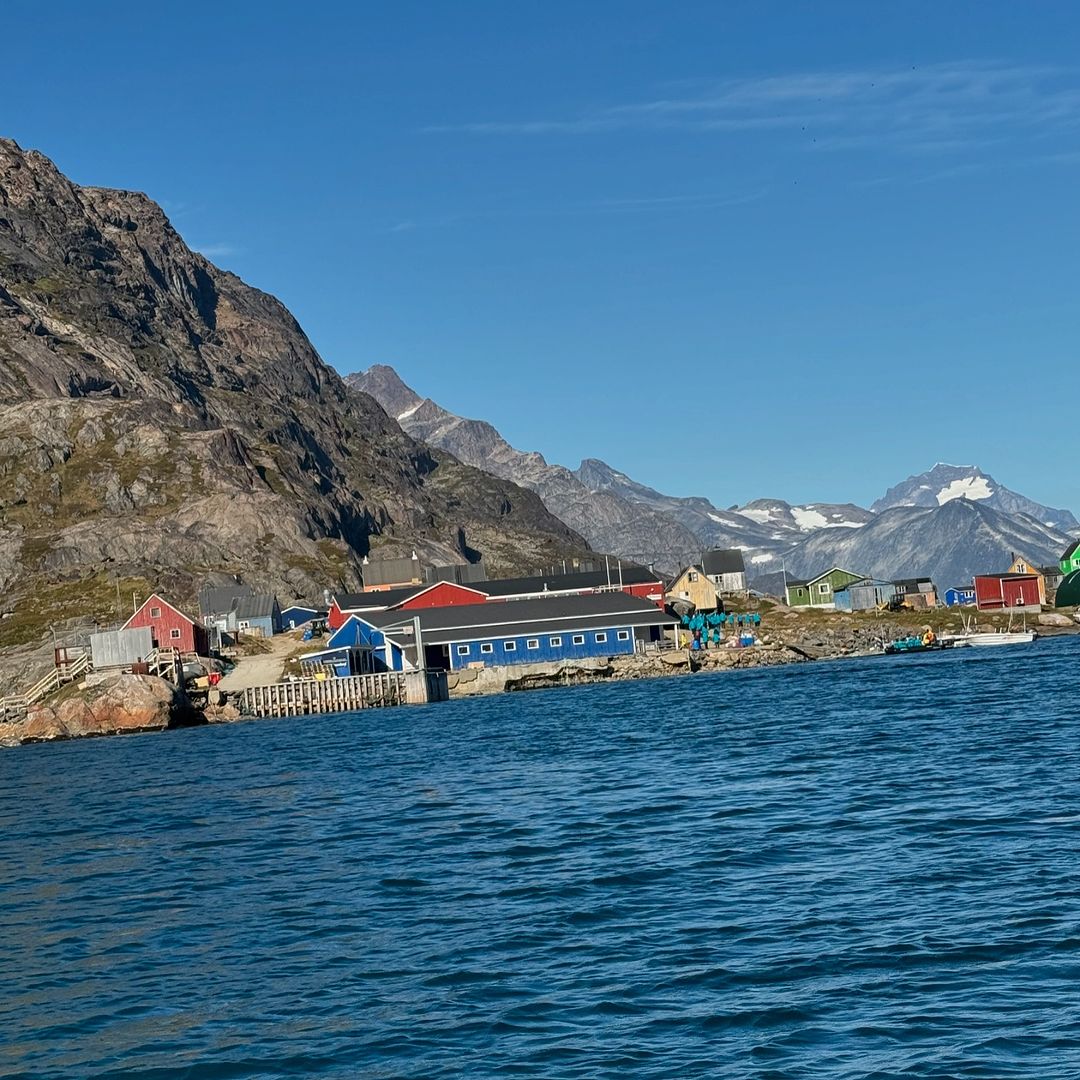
[0,138,589,674]
[0,674,197,744]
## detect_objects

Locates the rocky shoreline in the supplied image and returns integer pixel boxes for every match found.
[0,673,201,747]
[3,614,1077,746]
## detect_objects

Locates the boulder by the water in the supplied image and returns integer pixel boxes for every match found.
[0,674,199,745]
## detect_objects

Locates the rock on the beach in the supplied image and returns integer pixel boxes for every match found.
[5,674,195,744]
[1038,612,1074,627]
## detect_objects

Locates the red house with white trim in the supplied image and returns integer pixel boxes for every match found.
[123,593,209,655]
[973,573,1042,614]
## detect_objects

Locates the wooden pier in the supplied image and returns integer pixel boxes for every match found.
[236,669,448,719]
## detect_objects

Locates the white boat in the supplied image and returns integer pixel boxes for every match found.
[942,612,1038,648]
[959,631,1037,647]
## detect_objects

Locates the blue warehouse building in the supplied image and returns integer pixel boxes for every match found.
[300,614,411,677]
[369,592,678,671]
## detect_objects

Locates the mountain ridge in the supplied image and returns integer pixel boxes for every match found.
[350,364,1079,589]
[0,138,589,676]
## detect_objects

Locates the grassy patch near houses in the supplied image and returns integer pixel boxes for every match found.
[0,573,154,650]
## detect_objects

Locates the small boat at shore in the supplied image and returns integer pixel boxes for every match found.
[941,612,1038,648]
[884,636,963,655]
[942,630,1037,647]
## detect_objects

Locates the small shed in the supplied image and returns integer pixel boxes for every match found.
[974,573,1041,613]
[90,626,154,670]
[833,578,896,612]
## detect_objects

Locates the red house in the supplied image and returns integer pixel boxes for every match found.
[123,593,209,655]
[973,574,1042,613]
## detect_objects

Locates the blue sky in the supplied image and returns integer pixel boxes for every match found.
[6,2,1080,511]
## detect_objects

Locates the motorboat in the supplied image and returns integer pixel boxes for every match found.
[884,635,963,655]
[943,630,1037,647]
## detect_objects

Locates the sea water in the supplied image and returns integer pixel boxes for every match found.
[3,637,1080,1078]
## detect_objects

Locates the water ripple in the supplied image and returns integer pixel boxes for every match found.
[2,639,1080,1077]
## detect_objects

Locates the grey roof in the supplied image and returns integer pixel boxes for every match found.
[481,564,662,598]
[835,578,895,591]
[335,585,427,610]
[1062,539,1080,562]
[233,593,279,620]
[893,578,935,590]
[701,549,746,576]
[199,583,253,616]
[335,565,663,613]
[368,591,674,645]
[362,556,423,588]
[785,579,809,588]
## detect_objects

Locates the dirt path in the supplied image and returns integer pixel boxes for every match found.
[218,633,306,692]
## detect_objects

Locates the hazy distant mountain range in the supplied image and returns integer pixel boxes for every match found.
[348,365,1078,590]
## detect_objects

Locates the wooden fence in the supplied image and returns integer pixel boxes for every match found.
[237,669,447,718]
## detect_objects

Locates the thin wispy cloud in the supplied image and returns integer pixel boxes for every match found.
[426,60,1080,156]
[378,188,767,234]
[193,242,239,258]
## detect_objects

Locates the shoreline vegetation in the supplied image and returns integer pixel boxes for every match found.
[2,602,1076,748]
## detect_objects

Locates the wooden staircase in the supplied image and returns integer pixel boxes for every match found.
[0,647,183,721]
[0,653,92,719]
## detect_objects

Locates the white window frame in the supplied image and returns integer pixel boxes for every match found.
[150,606,161,618]
[572,634,585,645]
[549,636,562,647]
[818,583,830,595]
[456,645,470,656]
[616,630,631,641]
[480,643,494,655]
[504,641,517,652]
[526,639,540,649]
[170,628,182,640]
[595,632,607,643]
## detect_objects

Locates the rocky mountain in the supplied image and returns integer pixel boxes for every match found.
[734,498,875,534]
[872,464,1078,531]
[347,366,704,570]
[573,458,798,553]
[782,499,1071,590]
[0,138,588,669]
[349,365,1079,593]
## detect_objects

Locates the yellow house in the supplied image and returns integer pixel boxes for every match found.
[666,564,721,610]
[1006,554,1046,604]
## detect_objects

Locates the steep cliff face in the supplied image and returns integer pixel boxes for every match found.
[0,139,587,659]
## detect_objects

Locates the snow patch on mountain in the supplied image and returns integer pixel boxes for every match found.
[736,507,775,524]
[791,507,828,530]
[936,476,993,504]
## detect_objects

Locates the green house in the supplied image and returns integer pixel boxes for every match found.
[1061,540,1080,577]
[785,567,865,609]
